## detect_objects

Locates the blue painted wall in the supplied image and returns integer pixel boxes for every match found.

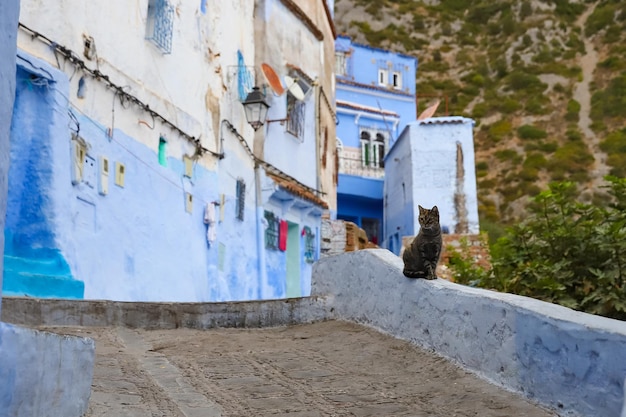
[0,0,20,314]
[335,35,417,149]
[335,36,417,243]
[4,52,321,302]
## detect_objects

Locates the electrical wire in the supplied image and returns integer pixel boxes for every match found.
[18,22,223,160]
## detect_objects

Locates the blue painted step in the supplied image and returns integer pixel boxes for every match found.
[3,254,84,299]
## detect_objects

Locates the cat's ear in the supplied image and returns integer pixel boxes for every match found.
[418,205,424,210]
[431,205,439,213]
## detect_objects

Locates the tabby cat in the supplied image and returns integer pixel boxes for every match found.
[402,205,442,279]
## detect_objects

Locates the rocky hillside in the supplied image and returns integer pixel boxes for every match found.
[334,0,626,226]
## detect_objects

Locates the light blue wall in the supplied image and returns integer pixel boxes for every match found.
[382,125,415,254]
[384,117,480,252]
[0,0,20,313]
[0,322,95,417]
[4,52,320,302]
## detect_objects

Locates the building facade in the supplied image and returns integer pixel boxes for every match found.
[1,0,20,313]
[383,117,480,255]
[4,0,336,302]
[335,35,417,244]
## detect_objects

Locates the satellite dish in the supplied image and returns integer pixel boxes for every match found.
[261,63,285,96]
[417,100,440,120]
[284,75,305,101]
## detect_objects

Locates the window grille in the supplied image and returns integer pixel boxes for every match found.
[146,0,174,54]
[264,211,279,250]
[235,179,245,221]
[303,226,315,264]
[286,92,305,139]
[335,52,348,76]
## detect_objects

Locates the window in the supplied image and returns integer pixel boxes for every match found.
[392,71,402,89]
[360,131,371,166]
[264,211,279,249]
[360,129,388,168]
[146,0,174,54]
[335,51,348,77]
[286,75,310,139]
[235,179,245,221]
[303,226,316,263]
[374,133,385,168]
[378,69,388,86]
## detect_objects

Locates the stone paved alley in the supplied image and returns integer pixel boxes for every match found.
[44,321,559,417]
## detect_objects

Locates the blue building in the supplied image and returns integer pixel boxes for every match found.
[335,36,417,244]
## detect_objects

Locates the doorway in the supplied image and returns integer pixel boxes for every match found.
[285,222,300,298]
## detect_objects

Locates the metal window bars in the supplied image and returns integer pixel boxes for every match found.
[264,211,279,250]
[146,0,174,54]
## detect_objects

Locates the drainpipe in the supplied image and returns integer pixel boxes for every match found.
[315,83,321,193]
[255,163,267,299]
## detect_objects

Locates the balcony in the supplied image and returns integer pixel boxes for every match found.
[338,146,384,179]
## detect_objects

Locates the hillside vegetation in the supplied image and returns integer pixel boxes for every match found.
[334,0,626,227]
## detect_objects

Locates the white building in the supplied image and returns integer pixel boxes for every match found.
[5,0,336,302]
[383,117,479,254]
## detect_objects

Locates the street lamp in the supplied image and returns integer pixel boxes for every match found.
[242,86,269,131]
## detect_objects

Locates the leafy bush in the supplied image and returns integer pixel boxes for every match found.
[448,178,626,320]
[565,99,581,121]
[505,72,547,93]
[600,129,626,177]
[518,124,548,140]
[590,73,626,121]
[586,3,618,37]
[488,119,512,142]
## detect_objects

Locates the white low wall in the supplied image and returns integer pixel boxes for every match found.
[0,322,95,417]
[312,249,626,417]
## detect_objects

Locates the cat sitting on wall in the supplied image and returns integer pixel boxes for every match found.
[402,205,442,280]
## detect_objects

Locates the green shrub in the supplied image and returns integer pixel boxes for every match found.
[590,73,626,121]
[505,71,547,94]
[524,152,548,170]
[448,178,626,320]
[600,130,626,177]
[495,149,521,163]
[565,99,581,121]
[488,120,513,142]
[518,124,548,140]
[586,4,618,37]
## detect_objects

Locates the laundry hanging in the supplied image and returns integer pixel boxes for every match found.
[204,202,217,246]
[279,220,288,251]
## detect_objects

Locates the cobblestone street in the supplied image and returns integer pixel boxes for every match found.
[45,321,558,417]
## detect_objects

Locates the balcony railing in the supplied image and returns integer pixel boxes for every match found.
[338,149,384,179]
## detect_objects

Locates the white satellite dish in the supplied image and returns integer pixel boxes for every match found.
[284,75,305,101]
